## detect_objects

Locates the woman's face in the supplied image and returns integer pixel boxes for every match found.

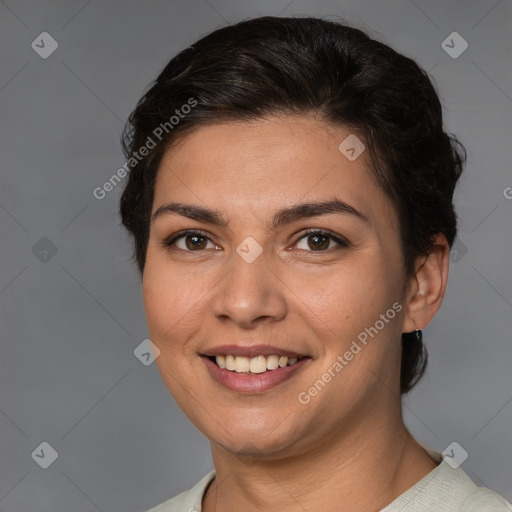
[143,115,410,457]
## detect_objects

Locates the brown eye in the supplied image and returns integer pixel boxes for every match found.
[295,230,349,251]
[184,234,208,250]
[163,231,217,251]
[306,233,330,250]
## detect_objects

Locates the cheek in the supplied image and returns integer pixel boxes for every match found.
[295,257,403,371]
[142,250,225,363]
[142,259,207,402]
[305,262,392,323]
[142,255,201,347]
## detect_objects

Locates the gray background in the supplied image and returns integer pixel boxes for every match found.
[0,1,511,511]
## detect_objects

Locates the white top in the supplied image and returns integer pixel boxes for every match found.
[145,455,512,511]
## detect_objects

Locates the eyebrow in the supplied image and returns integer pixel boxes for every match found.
[151,198,369,229]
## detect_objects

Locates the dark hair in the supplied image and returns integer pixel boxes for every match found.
[120,16,465,394]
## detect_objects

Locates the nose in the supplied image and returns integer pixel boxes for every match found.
[210,249,288,329]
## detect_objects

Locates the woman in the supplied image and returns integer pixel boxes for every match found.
[120,16,512,512]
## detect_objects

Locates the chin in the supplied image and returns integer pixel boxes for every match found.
[209,420,299,458]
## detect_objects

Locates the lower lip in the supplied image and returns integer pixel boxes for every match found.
[201,356,310,393]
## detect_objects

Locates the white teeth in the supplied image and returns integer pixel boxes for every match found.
[214,354,302,373]
[266,354,279,370]
[225,355,236,371]
[249,355,267,374]
[235,356,250,373]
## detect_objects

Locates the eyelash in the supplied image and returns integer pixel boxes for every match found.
[161,229,350,253]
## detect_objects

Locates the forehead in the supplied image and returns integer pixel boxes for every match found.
[152,115,397,230]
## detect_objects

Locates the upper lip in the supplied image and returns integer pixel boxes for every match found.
[200,344,309,359]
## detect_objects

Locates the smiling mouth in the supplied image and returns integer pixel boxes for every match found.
[204,354,310,374]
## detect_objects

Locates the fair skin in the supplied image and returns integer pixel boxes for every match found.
[142,114,450,511]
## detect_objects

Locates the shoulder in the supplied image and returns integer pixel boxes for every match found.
[459,486,512,512]
[382,457,512,512]
[439,461,512,511]
[144,471,216,512]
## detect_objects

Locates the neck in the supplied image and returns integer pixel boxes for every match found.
[202,401,437,512]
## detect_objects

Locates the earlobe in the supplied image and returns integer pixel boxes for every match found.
[402,234,450,333]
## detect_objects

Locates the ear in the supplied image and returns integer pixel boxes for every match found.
[402,234,450,332]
